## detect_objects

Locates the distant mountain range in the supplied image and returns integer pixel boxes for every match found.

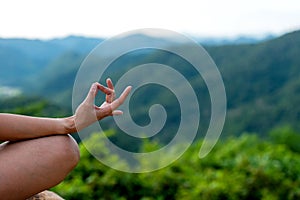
[0,30,299,141]
[0,36,103,86]
[195,34,275,46]
[0,33,274,86]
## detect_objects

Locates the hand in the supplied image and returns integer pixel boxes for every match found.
[72,78,132,132]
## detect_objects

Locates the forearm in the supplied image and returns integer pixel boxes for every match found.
[0,81,131,141]
[0,113,76,141]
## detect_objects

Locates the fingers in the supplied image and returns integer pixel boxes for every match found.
[106,78,115,103]
[97,82,114,95]
[110,86,132,111]
[84,82,98,103]
[97,85,131,117]
[89,80,131,120]
[85,82,114,104]
[112,110,123,115]
[106,78,114,90]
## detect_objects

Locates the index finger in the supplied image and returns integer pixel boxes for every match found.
[96,82,114,95]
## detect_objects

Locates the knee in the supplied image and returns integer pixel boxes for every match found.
[0,135,80,198]
[52,135,80,171]
[41,135,80,173]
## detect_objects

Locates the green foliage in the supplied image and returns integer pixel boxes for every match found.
[0,96,70,117]
[53,132,300,200]
[269,125,300,153]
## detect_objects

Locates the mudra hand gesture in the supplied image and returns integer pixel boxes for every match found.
[73,78,132,132]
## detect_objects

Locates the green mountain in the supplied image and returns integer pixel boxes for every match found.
[209,30,300,135]
[0,36,102,85]
[0,31,300,143]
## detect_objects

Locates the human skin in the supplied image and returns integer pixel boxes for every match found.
[0,78,131,199]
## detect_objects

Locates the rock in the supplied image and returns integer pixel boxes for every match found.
[27,190,64,200]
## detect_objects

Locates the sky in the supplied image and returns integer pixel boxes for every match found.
[0,0,300,39]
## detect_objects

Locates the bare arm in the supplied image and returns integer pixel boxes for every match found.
[0,114,73,141]
[0,79,131,141]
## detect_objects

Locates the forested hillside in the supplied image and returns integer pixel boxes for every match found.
[209,30,300,135]
[0,36,102,85]
[0,30,300,139]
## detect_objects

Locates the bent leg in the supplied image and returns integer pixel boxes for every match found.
[0,135,80,200]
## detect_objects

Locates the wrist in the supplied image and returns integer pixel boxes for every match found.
[62,116,77,134]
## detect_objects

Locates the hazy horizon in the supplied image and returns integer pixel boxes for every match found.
[1,0,299,40]
[0,29,291,41]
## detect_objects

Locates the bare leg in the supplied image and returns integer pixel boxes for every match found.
[0,135,80,200]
